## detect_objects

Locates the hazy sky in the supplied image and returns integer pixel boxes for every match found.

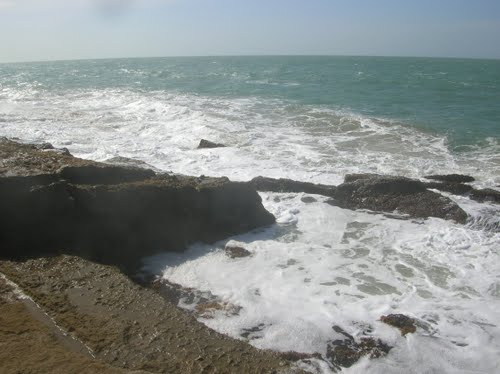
[1,0,499,62]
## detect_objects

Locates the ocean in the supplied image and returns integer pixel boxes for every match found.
[1,56,499,373]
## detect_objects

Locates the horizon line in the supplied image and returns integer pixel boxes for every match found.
[1,53,499,65]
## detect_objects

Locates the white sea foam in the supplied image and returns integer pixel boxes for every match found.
[144,193,500,373]
[2,84,500,373]
[0,86,498,187]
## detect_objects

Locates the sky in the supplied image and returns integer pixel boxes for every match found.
[0,0,499,62]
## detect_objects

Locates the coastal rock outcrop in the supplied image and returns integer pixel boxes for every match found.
[423,181,474,195]
[247,174,468,223]
[327,174,468,223]
[248,176,336,197]
[0,139,275,271]
[424,174,475,183]
[423,173,475,196]
[422,174,499,203]
[470,188,500,204]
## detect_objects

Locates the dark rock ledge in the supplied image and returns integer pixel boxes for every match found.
[246,174,469,223]
[0,138,274,272]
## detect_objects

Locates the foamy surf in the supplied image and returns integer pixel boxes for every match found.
[1,85,498,187]
[143,192,500,373]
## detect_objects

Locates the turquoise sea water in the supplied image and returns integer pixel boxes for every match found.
[1,56,499,149]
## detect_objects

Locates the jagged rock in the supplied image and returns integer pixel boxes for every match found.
[424,174,475,183]
[225,245,251,259]
[326,326,391,368]
[328,174,468,223]
[248,176,336,197]
[197,139,226,149]
[380,314,417,336]
[470,188,500,204]
[0,138,275,271]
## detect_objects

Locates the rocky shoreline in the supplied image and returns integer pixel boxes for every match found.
[0,255,294,373]
[1,137,497,373]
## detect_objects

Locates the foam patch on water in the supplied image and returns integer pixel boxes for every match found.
[143,192,500,373]
[1,86,498,188]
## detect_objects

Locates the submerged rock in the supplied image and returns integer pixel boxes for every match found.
[380,314,417,336]
[0,138,275,271]
[424,174,475,183]
[300,196,317,203]
[279,351,322,362]
[197,139,226,149]
[326,326,391,368]
[225,245,252,259]
[470,188,500,204]
[194,301,242,318]
[328,174,468,223]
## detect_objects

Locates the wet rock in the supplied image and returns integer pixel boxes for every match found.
[197,139,226,149]
[248,176,336,197]
[225,245,251,259]
[247,174,469,223]
[240,324,267,340]
[380,314,417,336]
[300,196,317,203]
[424,174,475,183]
[469,188,500,204]
[423,182,473,195]
[280,351,322,362]
[328,174,468,223]
[326,326,392,369]
[194,301,241,318]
